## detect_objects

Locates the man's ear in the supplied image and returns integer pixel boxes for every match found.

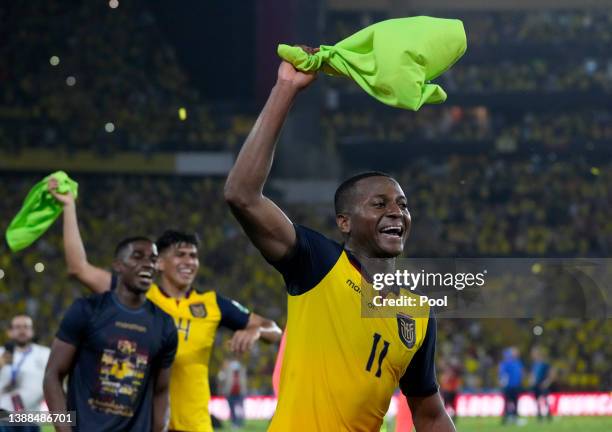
[157,255,166,272]
[111,259,123,274]
[336,213,351,236]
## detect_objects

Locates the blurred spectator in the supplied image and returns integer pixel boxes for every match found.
[0,315,50,432]
[530,346,555,421]
[499,347,524,425]
[439,356,462,422]
[218,358,247,428]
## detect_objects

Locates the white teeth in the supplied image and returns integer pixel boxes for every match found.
[381,227,402,233]
[380,226,403,236]
[138,271,152,278]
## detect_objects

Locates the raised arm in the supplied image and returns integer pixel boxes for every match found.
[224,57,317,261]
[43,339,77,432]
[48,178,112,293]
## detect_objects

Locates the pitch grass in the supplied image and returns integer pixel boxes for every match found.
[447,416,612,431]
[41,416,612,431]
[210,416,611,431]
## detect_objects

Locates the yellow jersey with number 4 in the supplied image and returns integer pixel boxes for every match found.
[143,284,250,432]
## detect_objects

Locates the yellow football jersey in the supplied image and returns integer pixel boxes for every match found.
[146,284,250,432]
[269,226,437,432]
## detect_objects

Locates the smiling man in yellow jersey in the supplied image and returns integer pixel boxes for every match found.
[49,180,282,432]
[224,52,455,431]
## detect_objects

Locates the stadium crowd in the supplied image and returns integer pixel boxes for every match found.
[0,0,251,155]
[322,8,612,159]
[326,9,612,46]
[438,59,612,94]
[327,58,612,95]
[323,107,612,153]
[3,5,612,156]
[1,155,610,393]
[1,1,610,398]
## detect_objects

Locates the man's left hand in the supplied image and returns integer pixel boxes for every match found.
[229,328,261,354]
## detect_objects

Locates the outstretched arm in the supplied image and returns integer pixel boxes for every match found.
[48,178,112,293]
[408,392,456,432]
[224,57,317,262]
[229,313,283,353]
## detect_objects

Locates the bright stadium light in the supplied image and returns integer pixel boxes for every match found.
[109,0,119,9]
[49,56,60,66]
[179,107,187,121]
[533,325,543,336]
[105,122,115,133]
[66,76,76,86]
[0,269,4,280]
[34,263,45,273]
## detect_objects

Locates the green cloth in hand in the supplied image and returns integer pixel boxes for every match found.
[5,171,78,252]
[278,16,467,110]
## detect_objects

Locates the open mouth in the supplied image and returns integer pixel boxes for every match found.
[177,268,195,278]
[379,225,404,239]
[137,270,153,284]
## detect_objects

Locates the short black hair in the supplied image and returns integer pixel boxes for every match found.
[156,230,200,254]
[114,236,153,258]
[334,171,393,215]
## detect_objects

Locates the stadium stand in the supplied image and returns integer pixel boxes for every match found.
[1,161,610,392]
[1,2,610,396]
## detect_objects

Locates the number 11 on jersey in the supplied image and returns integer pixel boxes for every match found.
[366,332,390,378]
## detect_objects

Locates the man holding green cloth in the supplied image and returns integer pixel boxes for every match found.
[6,171,78,252]
[225,18,460,429]
[223,17,463,431]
